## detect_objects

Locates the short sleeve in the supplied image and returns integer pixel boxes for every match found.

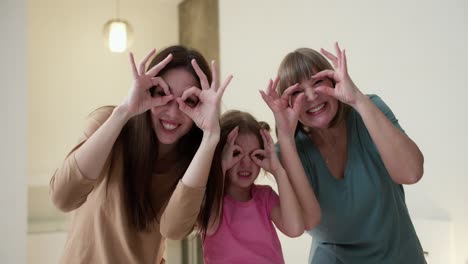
[368,94,405,133]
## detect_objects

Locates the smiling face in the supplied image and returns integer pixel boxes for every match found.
[150,68,199,147]
[292,77,339,129]
[225,132,262,191]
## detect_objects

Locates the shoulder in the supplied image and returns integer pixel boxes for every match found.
[83,106,116,137]
[367,94,393,113]
[88,106,115,125]
[252,184,277,198]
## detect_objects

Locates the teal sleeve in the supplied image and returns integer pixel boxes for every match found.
[368,94,405,133]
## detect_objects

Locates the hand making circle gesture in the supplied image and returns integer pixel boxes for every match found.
[177,60,233,134]
[122,49,175,118]
[313,42,363,107]
[221,126,244,175]
[260,77,305,137]
[251,129,282,175]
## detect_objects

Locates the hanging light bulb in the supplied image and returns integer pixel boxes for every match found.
[103,0,132,52]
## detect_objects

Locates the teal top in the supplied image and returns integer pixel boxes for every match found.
[279,95,425,264]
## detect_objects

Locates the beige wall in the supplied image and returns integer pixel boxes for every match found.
[28,0,180,186]
[219,0,468,263]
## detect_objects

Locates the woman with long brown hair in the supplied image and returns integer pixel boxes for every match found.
[50,45,232,263]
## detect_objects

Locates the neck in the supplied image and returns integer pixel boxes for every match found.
[226,184,252,202]
[308,120,345,147]
[155,143,178,173]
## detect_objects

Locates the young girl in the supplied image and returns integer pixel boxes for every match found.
[49,45,233,263]
[199,110,319,264]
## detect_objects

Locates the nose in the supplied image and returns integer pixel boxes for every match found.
[165,99,181,117]
[304,87,318,102]
[239,153,253,167]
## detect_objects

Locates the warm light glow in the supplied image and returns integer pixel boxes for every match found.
[108,21,128,53]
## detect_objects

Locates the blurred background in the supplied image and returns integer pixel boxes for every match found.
[1,0,467,263]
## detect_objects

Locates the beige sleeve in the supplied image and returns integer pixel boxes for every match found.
[49,107,115,212]
[159,180,206,240]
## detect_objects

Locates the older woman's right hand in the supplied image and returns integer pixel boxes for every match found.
[120,49,174,118]
[260,77,305,138]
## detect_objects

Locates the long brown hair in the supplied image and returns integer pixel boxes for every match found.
[277,48,350,134]
[119,45,211,231]
[198,110,269,239]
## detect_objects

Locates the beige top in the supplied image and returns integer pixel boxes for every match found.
[50,107,205,264]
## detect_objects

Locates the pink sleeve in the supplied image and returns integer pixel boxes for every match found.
[264,185,280,214]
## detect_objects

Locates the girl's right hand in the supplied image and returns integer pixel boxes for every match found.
[259,77,305,138]
[221,127,243,175]
[120,49,175,118]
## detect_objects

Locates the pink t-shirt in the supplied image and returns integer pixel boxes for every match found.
[203,184,284,264]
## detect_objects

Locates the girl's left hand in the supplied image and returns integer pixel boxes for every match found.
[177,60,233,134]
[251,129,282,175]
[313,42,363,108]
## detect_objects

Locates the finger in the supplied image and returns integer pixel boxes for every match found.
[269,77,281,99]
[312,70,335,81]
[259,90,275,110]
[191,59,210,90]
[282,83,300,99]
[150,94,174,108]
[180,86,202,102]
[146,53,173,77]
[261,129,274,146]
[342,49,348,75]
[152,77,170,95]
[210,60,218,91]
[226,126,239,145]
[259,129,268,146]
[251,150,266,166]
[266,78,279,100]
[138,49,156,75]
[176,97,192,116]
[292,93,305,114]
[320,48,338,68]
[129,52,139,79]
[281,83,300,106]
[217,75,233,97]
[335,42,342,58]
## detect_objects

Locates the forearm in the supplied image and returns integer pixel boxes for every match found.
[274,168,304,237]
[74,105,131,180]
[354,95,424,184]
[180,130,219,187]
[277,134,321,230]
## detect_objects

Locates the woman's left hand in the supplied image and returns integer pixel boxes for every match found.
[177,60,233,134]
[313,42,364,108]
[251,129,283,175]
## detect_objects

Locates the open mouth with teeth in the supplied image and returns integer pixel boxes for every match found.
[160,120,180,131]
[237,171,252,180]
[306,103,326,116]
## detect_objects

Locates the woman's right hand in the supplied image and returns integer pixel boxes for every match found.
[221,127,243,175]
[120,49,175,119]
[259,77,305,138]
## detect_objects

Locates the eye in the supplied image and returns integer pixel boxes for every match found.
[254,153,264,160]
[184,97,199,107]
[153,87,166,97]
[313,79,323,87]
[233,150,241,157]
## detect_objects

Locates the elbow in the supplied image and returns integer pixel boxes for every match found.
[284,224,305,238]
[304,211,321,231]
[160,224,193,240]
[402,161,424,185]
[50,191,77,213]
